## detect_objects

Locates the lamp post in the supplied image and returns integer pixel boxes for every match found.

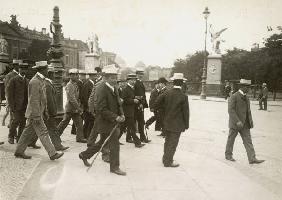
[200,7,210,99]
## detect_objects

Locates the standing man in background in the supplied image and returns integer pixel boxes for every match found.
[134,69,150,143]
[258,83,268,111]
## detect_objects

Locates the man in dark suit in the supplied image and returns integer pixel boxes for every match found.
[258,83,268,111]
[7,63,29,144]
[121,74,145,148]
[155,73,189,167]
[79,65,126,176]
[225,79,265,164]
[81,69,96,139]
[134,70,150,143]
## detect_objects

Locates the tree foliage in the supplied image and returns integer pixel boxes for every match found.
[25,39,51,62]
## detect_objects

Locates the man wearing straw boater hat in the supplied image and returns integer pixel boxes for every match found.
[225,79,265,164]
[79,64,126,176]
[155,73,190,167]
[7,62,29,144]
[14,61,64,160]
[57,68,87,143]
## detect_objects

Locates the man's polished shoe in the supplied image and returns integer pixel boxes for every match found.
[50,152,64,160]
[141,139,151,143]
[110,168,126,176]
[0,141,4,145]
[79,153,91,167]
[56,146,69,151]
[135,143,145,148]
[102,157,110,163]
[28,144,41,149]
[76,139,87,143]
[14,152,32,159]
[249,159,265,164]
[119,142,124,145]
[164,162,180,168]
[225,157,236,162]
[8,138,14,144]
[126,139,134,143]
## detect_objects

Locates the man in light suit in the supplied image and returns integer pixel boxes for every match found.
[225,79,265,164]
[57,69,87,143]
[155,73,189,167]
[14,61,64,160]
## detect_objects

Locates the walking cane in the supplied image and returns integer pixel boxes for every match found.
[87,123,119,172]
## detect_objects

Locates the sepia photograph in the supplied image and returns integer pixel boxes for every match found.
[0,0,281,200]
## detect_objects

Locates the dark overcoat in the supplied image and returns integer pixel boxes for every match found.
[228,91,253,130]
[155,87,189,133]
[149,88,158,109]
[134,79,148,108]
[121,84,136,118]
[45,79,57,117]
[81,79,94,111]
[94,82,123,134]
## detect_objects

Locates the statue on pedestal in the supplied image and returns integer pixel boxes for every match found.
[209,25,228,54]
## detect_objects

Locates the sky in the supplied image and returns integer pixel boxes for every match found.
[0,0,281,68]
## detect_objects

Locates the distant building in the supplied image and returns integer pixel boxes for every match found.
[145,65,172,81]
[100,51,117,68]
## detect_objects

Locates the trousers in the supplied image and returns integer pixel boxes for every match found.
[57,112,85,140]
[81,128,120,171]
[134,109,146,141]
[9,111,26,140]
[162,131,181,166]
[45,116,63,150]
[16,118,56,157]
[125,117,141,145]
[82,111,94,139]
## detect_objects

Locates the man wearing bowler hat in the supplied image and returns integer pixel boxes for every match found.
[57,68,87,143]
[225,79,265,164]
[79,65,126,176]
[7,62,29,144]
[15,61,64,160]
[155,73,190,167]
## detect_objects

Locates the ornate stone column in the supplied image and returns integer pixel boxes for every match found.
[47,6,64,118]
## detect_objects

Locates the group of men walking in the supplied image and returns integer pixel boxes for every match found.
[0,59,266,177]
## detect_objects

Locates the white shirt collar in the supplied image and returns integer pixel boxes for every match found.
[89,79,94,85]
[173,86,181,89]
[13,69,19,74]
[36,72,45,79]
[18,73,24,78]
[105,82,114,92]
[127,83,134,89]
[46,78,52,83]
[239,89,246,96]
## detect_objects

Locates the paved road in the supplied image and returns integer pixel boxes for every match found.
[0,96,282,200]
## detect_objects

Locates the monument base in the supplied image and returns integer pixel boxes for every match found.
[206,84,223,96]
[85,54,100,71]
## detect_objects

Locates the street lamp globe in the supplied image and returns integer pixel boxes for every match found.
[203,7,210,19]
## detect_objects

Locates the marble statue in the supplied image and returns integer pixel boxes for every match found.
[209,25,227,54]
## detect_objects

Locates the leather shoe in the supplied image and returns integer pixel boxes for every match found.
[110,168,126,176]
[135,143,145,148]
[76,139,87,143]
[103,157,110,163]
[0,141,4,145]
[126,139,134,143]
[119,142,124,145]
[79,153,91,167]
[56,146,69,151]
[226,157,236,162]
[164,162,180,168]
[28,144,41,149]
[249,159,265,164]
[50,152,64,160]
[8,137,14,144]
[14,152,32,159]
[141,139,151,143]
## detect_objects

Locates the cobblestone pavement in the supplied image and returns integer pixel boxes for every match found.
[0,95,281,200]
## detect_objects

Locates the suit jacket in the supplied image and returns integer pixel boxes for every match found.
[88,80,103,115]
[134,79,148,108]
[4,70,18,101]
[76,79,84,103]
[228,91,253,129]
[94,82,123,134]
[121,84,136,118]
[155,88,189,133]
[7,75,28,112]
[262,87,268,99]
[25,73,47,119]
[65,80,81,113]
[81,79,94,111]
[149,88,158,109]
[45,79,57,117]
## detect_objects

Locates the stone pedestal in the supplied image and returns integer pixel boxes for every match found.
[85,53,100,71]
[206,54,222,96]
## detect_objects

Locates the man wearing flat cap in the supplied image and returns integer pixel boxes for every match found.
[7,62,29,144]
[134,69,150,143]
[15,61,64,160]
[225,79,265,164]
[155,73,190,167]
[79,65,126,176]
[57,68,87,143]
